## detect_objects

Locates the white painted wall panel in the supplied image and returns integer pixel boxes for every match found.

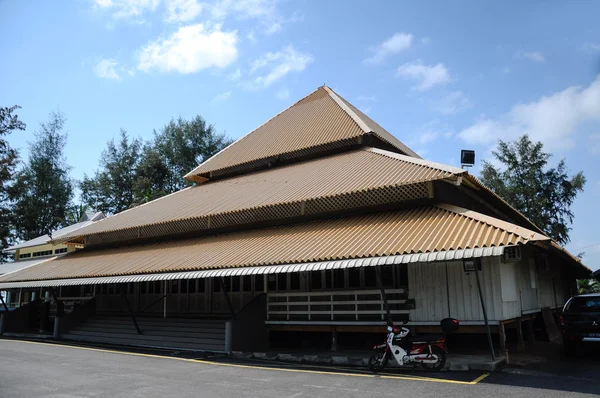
[408,257,505,322]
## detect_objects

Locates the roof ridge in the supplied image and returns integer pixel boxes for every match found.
[184,86,325,181]
[435,203,549,241]
[322,86,370,133]
[366,147,466,175]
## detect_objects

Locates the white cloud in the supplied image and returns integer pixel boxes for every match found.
[396,60,451,90]
[361,106,372,114]
[431,91,472,115]
[583,42,600,52]
[207,0,291,34]
[93,0,160,21]
[522,51,545,63]
[242,45,313,90]
[502,66,510,74]
[276,88,289,100]
[137,24,238,73]
[166,0,203,22]
[458,75,600,150]
[364,32,413,65]
[228,68,242,81]
[211,91,232,103]
[94,58,121,80]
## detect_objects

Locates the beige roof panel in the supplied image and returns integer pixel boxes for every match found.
[0,205,549,283]
[184,86,419,181]
[57,148,464,244]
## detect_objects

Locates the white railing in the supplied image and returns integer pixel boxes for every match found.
[266,289,411,322]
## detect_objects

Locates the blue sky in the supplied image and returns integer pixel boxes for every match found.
[1,1,599,271]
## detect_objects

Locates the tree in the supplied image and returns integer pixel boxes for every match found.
[80,130,141,215]
[150,116,231,193]
[11,111,73,241]
[0,105,25,261]
[480,135,585,244]
[577,279,600,294]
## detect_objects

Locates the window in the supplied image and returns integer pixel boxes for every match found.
[242,276,252,292]
[267,275,276,291]
[214,279,222,292]
[154,281,161,294]
[348,269,361,288]
[277,274,287,291]
[231,277,240,292]
[311,271,322,289]
[181,280,188,294]
[19,253,31,259]
[141,282,147,294]
[254,275,264,292]
[32,250,52,257]
[54,248,68,254]
[333,269,345,289]
[171,280,179,294]
[364,268,378,288]
[567,297,600,313]
[189,280,196,294]
[290,273,300,290]
[198,279,205,293]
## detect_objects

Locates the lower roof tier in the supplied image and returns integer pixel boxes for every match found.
[0,204,549,284]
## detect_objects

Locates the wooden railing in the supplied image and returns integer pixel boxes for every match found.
[266,289,414,323]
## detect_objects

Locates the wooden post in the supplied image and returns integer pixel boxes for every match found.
[331,328,338,352]
[516,317,525,353]
[527,316,535,343]
[498,322,507,354]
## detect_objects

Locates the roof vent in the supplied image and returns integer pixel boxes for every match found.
[503,246,522,263]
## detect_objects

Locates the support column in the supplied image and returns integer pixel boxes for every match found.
[498,322,507,354]
[0,313,5,335]
[225,320,233,353]
[163,280,167,319]
[331,328,338,352]
[18,288,22,307]
[53,316,61,339]
[516,317,525,353]
[526,316,536,343]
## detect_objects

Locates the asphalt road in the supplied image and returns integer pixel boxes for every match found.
[0,339,599,397]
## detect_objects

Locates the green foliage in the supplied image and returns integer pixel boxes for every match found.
[149,116,231,193]
[480,135,585,244]
[80,129,142,215]
[10,111,73,241]
[81,115,231,213]
[0,105,25,261]
[577,279,600,294]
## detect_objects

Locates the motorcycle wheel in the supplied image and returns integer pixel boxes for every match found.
[368,349,388,373]
[420,346,446,372]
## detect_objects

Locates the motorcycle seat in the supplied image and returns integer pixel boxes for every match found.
[406,334,444,343]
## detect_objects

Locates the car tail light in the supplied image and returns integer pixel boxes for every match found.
[559,315,565,326]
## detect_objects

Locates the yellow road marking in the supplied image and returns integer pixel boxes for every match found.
[1,339,489,385]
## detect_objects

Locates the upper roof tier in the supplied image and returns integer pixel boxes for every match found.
[184,86,420,182]
[54,148,463,247]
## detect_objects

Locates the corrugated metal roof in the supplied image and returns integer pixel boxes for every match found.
[4,213,105,252]
[56,148,463,244]
[0,205,548,285]
[0,257,57,276]
[184,86,419,181]
[0,247,506,289]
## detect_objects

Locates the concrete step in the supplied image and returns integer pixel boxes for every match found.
[74,325,224,339]
[66,329,224,345]
[86,318,225,330]
[61,333,224,352]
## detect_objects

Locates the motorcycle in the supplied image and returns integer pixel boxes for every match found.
[368,318,459,372]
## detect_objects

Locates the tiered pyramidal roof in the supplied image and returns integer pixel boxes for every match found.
[184,86,419,182]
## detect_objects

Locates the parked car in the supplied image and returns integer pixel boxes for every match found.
[560,293,600,355]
